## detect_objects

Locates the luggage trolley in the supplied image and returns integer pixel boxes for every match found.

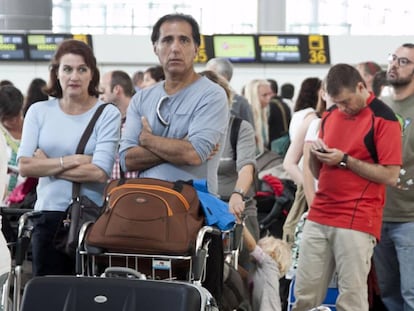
[73,222,223,311]
[0,208,36,311]
[77,222,222,285]
[18,222,225,311]
[221,222,243,270]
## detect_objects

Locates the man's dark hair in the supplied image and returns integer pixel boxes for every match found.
[267,78,278,95]
[0,85,24,121]
[281,83,294,99]
[402,43,414,49]
[111,70,135,97]
[0,80,13,87]
[372,71,388,97]
[132,71,143,85]
[326,63,364,97]
[151,13,201,47]
[145,65,165,82]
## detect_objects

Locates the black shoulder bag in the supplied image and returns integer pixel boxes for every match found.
[54,104,108,257]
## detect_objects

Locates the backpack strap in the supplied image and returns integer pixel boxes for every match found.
[230,116,242,161]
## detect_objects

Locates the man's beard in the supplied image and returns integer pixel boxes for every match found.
[388,71,414,88]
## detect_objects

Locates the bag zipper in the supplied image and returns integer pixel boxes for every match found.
[109,190,173,216]
[108,184,191,214]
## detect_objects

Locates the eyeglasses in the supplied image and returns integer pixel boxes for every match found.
[156,96,170,126]
[388,54,414,67]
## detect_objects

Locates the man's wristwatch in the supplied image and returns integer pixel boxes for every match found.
[232,188,245,199]
[338,153,348,168]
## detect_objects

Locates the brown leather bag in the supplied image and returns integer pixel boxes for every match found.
[85,178,204,255]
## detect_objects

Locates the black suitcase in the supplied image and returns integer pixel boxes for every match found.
[20,275,218,311]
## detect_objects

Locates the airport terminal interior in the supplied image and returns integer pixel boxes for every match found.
[1,1,414,311]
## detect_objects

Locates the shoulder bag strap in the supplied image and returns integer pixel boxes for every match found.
[72,104,109,199]
[272,99,289,133]
[230,116,243,161]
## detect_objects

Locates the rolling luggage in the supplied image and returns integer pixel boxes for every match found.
[20,275,218,311]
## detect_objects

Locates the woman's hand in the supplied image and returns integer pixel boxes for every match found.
[33,148,48,159]
[62,154,92,168]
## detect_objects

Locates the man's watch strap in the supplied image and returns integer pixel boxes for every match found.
[338,153,349,168]
[231,188,245,199]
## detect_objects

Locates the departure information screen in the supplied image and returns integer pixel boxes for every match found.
[0,34,27,61]
[213,35,256,63]
[27,34,93,61]
[257,34,330,64]
[0,33,329,65]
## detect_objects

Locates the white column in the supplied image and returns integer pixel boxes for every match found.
[257,0,287,32]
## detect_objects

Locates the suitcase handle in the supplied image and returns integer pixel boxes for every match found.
[103,267,146,279]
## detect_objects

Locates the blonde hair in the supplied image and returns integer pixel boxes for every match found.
[244,79,270,153]
[258,236,292,276]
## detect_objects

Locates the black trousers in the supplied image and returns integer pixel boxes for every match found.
[31,211,75,276]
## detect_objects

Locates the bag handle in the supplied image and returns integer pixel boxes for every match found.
[72,104,109,199]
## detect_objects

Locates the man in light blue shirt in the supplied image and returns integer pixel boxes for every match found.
[119,13,228,194]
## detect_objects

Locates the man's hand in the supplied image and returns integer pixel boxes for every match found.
[310,138,343,166]
[207,143,220,160]
[139,116,153,147]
